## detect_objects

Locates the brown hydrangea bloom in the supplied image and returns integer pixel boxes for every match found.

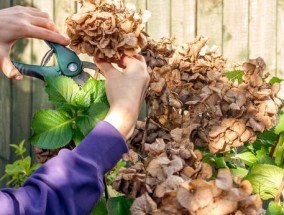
[143,36,284,153]
[66,0,150,60]
[111,36,284,214]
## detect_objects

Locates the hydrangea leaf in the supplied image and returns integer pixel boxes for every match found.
[45,76,81,109]
[244,164,284,200]
[76,102,109,136]
[30,109,73,149]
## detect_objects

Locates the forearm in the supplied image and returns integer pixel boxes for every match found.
[0,121,127,215]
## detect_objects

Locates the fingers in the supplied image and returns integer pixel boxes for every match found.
[0,55,23,80]
[30,16,57,31]
[94,57,117,78]
[27,25,70,45]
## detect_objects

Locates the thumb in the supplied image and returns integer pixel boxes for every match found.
[0,55,23,80]
[94,57,116,78]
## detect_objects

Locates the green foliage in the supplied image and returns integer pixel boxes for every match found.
[269,76,283,84]
[107,197,133,215]
[244,164,284,200]
[30,76,109,149]
[223,70,243,84]
[0,140,41,188]
[266,202,284,215]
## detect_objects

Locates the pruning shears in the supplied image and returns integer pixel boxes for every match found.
[12,41,96,86]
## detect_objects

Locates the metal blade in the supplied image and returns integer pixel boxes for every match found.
[82,61,97,70]
[73,72,91,86]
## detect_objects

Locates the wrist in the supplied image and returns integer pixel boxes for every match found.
[104,107,138,140]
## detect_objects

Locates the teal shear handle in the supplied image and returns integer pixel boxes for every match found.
[12,62,60,80]
[13,41,82,80]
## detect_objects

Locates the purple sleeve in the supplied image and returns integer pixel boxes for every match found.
[0,121,128,215]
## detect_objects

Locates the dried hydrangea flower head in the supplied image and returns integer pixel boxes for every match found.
[66,0,150,61]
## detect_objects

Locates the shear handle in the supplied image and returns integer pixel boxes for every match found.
[13,62,60,80]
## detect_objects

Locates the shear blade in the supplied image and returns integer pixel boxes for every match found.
[73,72,91,86]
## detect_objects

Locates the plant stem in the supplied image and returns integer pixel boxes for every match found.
[274,175,284,203]
[269,133,283,158]
[141,100,152,155]
[103,176,109,200]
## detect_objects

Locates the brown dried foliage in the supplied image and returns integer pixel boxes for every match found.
[66,0,149,60]
[113,36,284,214]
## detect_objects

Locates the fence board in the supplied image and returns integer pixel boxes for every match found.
[0,0,12,188]
[249,0,277,75]
[277,0,284,77]
[197,0,223,48]
[10,0,33,162]
[32,0,54,114]
[147,0,171,41]
[171,0,196,44]
[223,0,249,63]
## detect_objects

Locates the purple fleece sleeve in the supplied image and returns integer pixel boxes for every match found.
[0,121,128,215]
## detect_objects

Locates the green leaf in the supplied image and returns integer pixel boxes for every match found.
[82,79,108,105]
[73,129,85,146]
[230,167,248,178]
[107,197,133,215]
[269,76,283,84]
[30,110,73,149]
[274,114,284,134]
[10,140,26,157]
[235,151,257,166]
[45,76,80,109]
[224,70,243,84]
[73,90,91,109]
[266,202,284,215]
[215,157,228,168]
[244,164,284,200]
[90,197,108,215]
[76,102,109,136]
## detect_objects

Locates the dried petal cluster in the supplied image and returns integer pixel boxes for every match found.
[112,36,284,214]
[66,0,150,60]
[113,122,262,214]
[144,36,284,153]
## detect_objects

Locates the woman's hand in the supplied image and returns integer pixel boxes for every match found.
[0,6,70,80]
[95,55,150,140]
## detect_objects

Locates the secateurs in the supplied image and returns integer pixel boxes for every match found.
[13,41,96,86]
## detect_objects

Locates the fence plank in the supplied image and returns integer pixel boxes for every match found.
[10,0,33,162]
[249,0,277,75]
[147,0,171,41]
[0,0,12,188]
[171,0,196,44]
[124,0,146,9]
[32,0,54,113]
[277,0,284,77]
[197,0,223,48]
[223,0,249,63]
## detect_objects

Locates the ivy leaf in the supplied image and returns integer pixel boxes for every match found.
[107,197,133,215]
[30,110,73,149]
[76,102,109,136]
[266,201,284,215]
[45,76,80,109]
[244,164,284,200]
[224,70,243,84]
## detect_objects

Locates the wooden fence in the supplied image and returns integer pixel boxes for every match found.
[0,0,284,187]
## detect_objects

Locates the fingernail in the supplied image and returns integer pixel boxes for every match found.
[14,75,23,80]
